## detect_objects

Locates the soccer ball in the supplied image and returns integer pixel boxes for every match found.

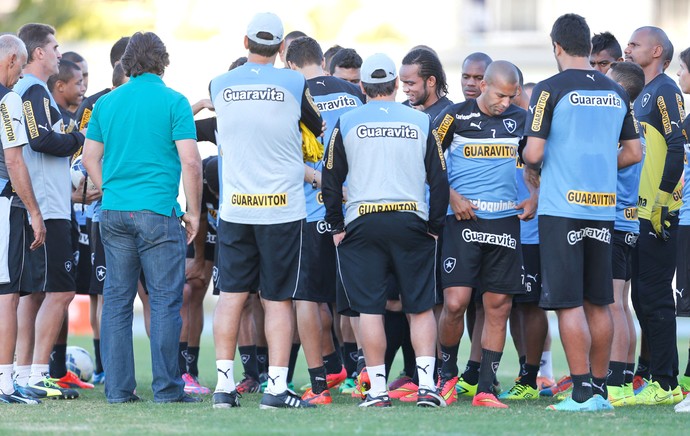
[70,156,96,190]
[66,346,95,382]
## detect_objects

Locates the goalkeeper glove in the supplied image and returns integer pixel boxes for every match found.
[650,190,671,241]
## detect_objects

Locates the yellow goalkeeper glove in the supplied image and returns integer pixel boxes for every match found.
[301,121,324,163]
[650,190,671,241]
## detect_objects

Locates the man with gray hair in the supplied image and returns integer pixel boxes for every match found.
[0,33,45,405]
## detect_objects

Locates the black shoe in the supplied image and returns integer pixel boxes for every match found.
[359,393,392,408]
[259,390,315,409]
[417,388,447,408]
[176,394,203,403]
[213,391,241,409]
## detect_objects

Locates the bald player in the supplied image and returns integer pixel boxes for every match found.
[434,61,529,408]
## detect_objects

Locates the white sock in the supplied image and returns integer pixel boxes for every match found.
[215,360,235,393]
[367,364,387,397]
[539,351,553,380]
[416,356,436,391]
[28,364,49,386]
[13,365,31,387]
[265,366,288,395]
[0,364,14,394]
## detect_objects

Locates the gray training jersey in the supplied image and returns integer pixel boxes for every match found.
[209,62,322,225]
[0,85,29,200]
[323,100,449,236]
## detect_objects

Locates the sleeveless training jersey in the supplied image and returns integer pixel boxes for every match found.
[435,100,526,220]
[524,69,637,221]
[14,74,84,219]
[680,117,690,225]
[209,62,322,225]
[634,74,685,219]
[323,101,448,235]
[0,85,29,203]
[304,76,365,223]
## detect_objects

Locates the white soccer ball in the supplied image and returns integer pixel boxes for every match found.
[66,346,95,382]
[70,156,96,191]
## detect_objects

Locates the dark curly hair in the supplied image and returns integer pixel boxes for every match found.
[120,32,169,78]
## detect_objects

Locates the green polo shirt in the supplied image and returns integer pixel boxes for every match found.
[86,73,196,216]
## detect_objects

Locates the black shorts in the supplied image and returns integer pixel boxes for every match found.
[74,221,92,294]
[22,219,76,293]
[294,220,336,303]
[185,229,216,262]
[677,225,690,317]
[441,215,524,295]
[514,243,541,304]
[336,212,437,315]
[217,219,303,301]
[89,221,106,295]
[0,207,28,295]
[538,216,613,309]
[612,230,637,281]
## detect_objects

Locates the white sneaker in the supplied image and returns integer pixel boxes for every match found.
[674,394,690,412]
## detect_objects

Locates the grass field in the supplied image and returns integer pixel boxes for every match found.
[1,334,688,435]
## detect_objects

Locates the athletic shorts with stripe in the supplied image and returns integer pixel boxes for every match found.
[0,207,28,295]
[612,230,637,281]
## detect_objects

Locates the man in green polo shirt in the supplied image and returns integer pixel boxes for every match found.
[82,31,202,404]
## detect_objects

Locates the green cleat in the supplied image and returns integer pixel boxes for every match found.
[635,381,674,405]
[498,383,539,400]
[455,377,477,397]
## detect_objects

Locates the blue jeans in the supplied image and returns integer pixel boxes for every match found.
[100,210,186,403]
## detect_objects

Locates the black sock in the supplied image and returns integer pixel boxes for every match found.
[624,363,635,385]
[635,357,650,379]
[436,357,443,381]
[323,351,342,375]
[607,361,626,387]
[308,366,328,394]
[186,346,200,377]
[178,342,188,375]
[685,349,690,377]
[517,355,526,378]
[356,348,366,374]
[343,342,358,378]
[592,375,607,398]
[287,343,300,383]
[93,339,103,374]
[461,360,480,385]
[519,363,540,389]
[238,345,260,381]
[477,349,502,394]
[256,346,268,374]
[384,311,405,378]
[50,344,68,379]
[440,343,460,377]
[571,373,593,403]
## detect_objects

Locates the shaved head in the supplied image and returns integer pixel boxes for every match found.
[635,26,673,61]
[483,60,519,86]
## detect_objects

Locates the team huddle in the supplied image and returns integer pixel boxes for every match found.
[1,10,690,414]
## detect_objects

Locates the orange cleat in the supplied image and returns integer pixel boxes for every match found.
[54,370,94,389]
[301,388,332,405]
[472,392,509,408]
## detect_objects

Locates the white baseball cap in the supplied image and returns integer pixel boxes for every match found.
[360,53,398,84]
[246,12,284,46]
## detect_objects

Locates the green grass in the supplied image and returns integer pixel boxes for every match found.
[1,335,688,435]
